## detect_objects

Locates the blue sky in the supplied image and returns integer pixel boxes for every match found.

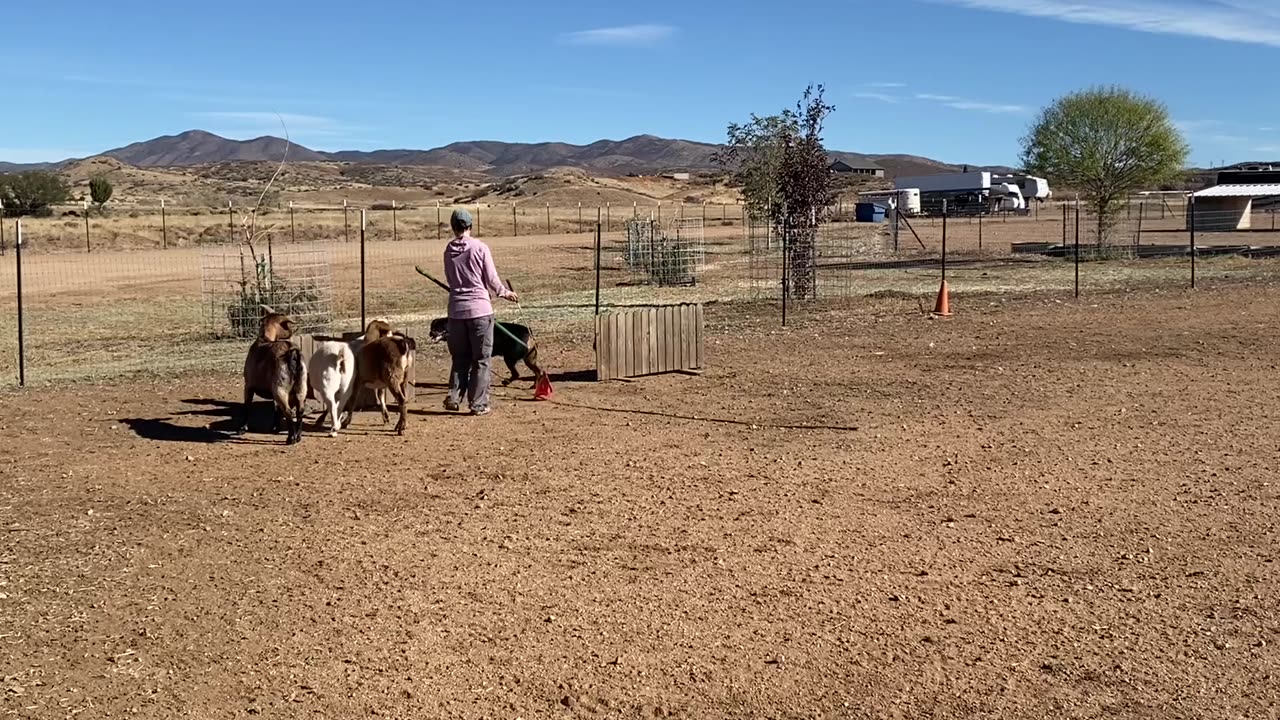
[2,0,1278,167]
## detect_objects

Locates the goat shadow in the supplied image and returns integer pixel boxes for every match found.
[120,399,284,445]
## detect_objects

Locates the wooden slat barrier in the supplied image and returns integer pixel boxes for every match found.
[595,303,704,381]
[295,329,417,409]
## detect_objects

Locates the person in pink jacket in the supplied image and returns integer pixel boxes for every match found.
[442,209,518,415]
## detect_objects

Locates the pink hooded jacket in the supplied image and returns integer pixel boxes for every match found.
[443,231,514,320]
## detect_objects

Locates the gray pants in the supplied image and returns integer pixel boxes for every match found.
[446,315,494,410]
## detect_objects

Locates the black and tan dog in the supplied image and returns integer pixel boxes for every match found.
[429,317,545,386]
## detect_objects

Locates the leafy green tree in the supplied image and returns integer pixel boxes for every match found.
[89,175,114,209]
[0,171,71,217]
[718,85,836,298]
[1021,86,1188,245]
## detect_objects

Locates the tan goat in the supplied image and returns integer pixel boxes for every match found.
[239,309,308,445]
[343,319,413,435]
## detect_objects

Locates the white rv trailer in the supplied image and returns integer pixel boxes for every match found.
[993,174,1052,202]
[894,171,1025,215]
[858,188,921,215]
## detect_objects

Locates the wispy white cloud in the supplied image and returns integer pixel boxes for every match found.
[1175,119,1223,133]
[853,91,901,103]
[190,112,337,129]
[561,24,676,47]
[186,112,375,149]
[915,93,1027,114]
[867,82,907,88]
[926,0,1280,48]
[536,85,643,100]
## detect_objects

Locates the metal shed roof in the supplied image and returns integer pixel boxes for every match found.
[1192,183,1280,198]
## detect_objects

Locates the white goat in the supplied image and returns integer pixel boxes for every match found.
[307,339,356,437]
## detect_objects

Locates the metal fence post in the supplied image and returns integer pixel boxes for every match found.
[15,219,25,386]
[360,209,367,328]
[475,204,480,236]
[289,200,296,243]
[1135,200,1143,252]
[161,198,168,249]
[1074,196,1081,299]
[84,200,91,252]
[578,202,582,233]
[512,203,518,237]
[594,222,602,317]
[941,200,948,283]
[392,200,398,242]
[978,210,983,253]
[228,200,234,244]
[1189,195,1197,290]
[0,199,6,255]
[892,204,900,253]
[546,203,551,235]
[781,204,789,328]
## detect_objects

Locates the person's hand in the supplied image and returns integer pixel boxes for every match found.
[504,291,520,303]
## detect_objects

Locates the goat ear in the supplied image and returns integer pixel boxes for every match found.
[260,304,276,317]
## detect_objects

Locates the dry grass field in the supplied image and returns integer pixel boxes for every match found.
[2,285,1279,718]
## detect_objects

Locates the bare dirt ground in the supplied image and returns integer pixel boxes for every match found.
[2,284,1279,719]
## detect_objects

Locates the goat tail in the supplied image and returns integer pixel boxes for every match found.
[287,346,306,401]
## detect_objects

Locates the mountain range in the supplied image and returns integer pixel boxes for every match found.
[0,129,1004,178]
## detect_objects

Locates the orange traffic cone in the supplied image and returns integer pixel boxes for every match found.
[932,279,953,317]
[533,373,555,401]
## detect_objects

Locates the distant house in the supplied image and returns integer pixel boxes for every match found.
[661,171,692,181]
[829,159,885,178]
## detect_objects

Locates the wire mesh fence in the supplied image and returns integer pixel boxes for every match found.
[4,201,751,253]
[748,215,895,302]
[200,245,335,338]
[617,217,707,287]
[3,194,1280,385]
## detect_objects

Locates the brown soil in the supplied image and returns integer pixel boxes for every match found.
[2,286,1278,718]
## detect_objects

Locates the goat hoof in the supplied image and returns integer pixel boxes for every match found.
[329,430,339,438]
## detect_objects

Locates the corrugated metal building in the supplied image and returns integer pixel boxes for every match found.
[1189,183,1280,231]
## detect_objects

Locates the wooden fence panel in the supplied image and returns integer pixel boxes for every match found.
[594,303,704,381]
[296,331,417,407]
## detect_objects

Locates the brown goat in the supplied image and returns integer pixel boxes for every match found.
[343,319,413,435]
[239,310,308,444]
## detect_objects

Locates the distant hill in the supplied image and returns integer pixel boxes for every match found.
[0,129,1011,179]
[104,130,331,167]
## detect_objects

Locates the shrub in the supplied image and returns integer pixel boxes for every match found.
[90,175,113,208]
[225,254,326,338]
[0,170,70,216]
